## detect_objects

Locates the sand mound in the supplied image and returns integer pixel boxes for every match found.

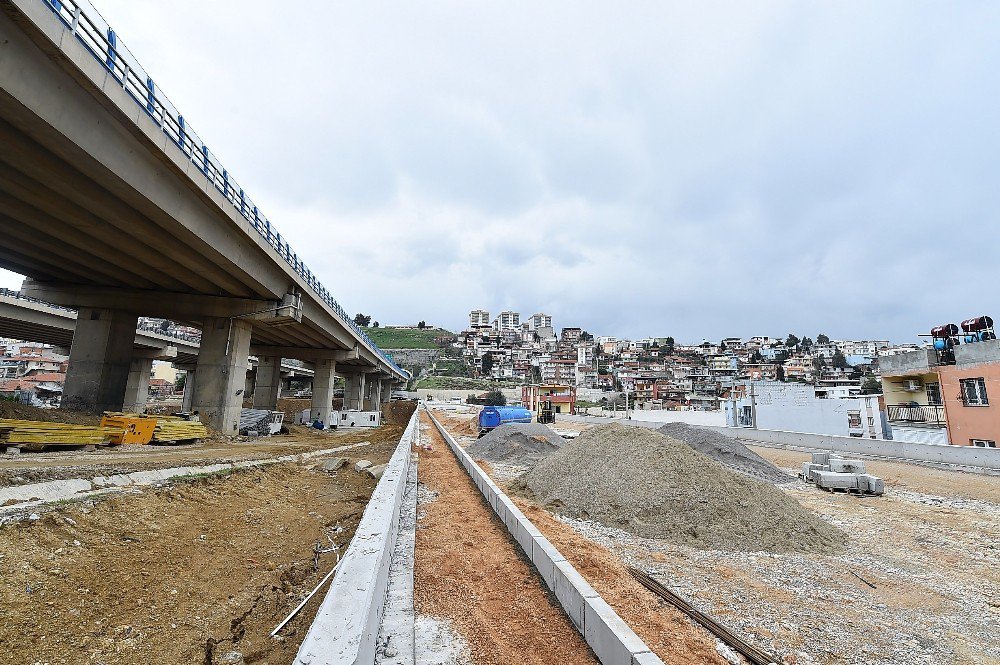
[467,423,564,466]
[520,423,845,554]
[656,422,794,485]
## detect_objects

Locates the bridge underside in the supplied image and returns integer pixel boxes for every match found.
[0,2,402,430]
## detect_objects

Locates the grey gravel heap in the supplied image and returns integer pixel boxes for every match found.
[466,423,564,466]
[520,423,846,554]
[657,422,794,485]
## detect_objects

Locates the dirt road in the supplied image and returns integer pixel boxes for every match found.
[414,411,598,665]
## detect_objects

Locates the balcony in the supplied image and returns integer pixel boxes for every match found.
[887,404,946,427]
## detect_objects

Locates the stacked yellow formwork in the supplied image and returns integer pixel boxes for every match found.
[152,416,208,443]
[0,419,119,450]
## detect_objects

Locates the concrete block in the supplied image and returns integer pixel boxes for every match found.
[553,560,600,632]
[510,513,543,559]
[320,457,348,472]
[530,535,566,592]
[829,458,866,474]
[583,596,652,665]
[860,474,885,495]
[813,470,860,490]
[632,651,665,665]
[367,464,387,480]
[355,460,373,472]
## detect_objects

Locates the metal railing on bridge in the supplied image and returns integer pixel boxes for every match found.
[886,404,946,427]
[37,0,406,379]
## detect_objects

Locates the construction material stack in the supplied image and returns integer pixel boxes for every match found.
[801,452,885,496]
[152,416,209,443]
[0,420,118,450]
[100,413,157,445]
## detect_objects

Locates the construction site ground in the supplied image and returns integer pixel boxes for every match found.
[0,415,411,665]
[432,410,999,665]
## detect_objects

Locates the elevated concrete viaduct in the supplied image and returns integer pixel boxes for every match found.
[0,289,314,413]
[0,0,406,431]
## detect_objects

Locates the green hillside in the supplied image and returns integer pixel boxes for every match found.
[363,326,455,349]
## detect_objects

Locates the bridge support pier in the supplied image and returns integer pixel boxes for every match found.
[343,372,365,411]
[181,369,196,412]
[310,359,337,426]
[381,379,393,405]
[122,357,153,414]
[61,307,138,413]
[191,317,252,434]
[253,356,282,410]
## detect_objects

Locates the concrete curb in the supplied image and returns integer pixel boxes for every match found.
[425,407,664,665]
[0,441,373,515]
[295,410,420,665]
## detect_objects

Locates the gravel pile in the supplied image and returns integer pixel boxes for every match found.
[656,422,794,485]
[467,423,564,466]
[520,423,846,554]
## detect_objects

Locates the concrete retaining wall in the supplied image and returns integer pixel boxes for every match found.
[713,426,1000,470]
[295,410,419,665]
[426,408,663,665]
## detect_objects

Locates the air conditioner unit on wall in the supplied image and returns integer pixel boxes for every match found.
[902,379,923,391]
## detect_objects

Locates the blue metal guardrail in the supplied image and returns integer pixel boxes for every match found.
[38,0,406,378]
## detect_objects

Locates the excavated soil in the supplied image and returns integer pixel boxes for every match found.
[0,425,405,665]
[519,423,846,554]
[466,423,563,466]
[657,422,794,484]
[414,412,598,665]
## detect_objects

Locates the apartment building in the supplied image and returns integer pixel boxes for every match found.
[469,309,490,329]
[528,313,553,330]
[493,311,520,331]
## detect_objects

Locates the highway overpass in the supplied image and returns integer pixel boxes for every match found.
[0,288,315,412]
[0,0,406,430]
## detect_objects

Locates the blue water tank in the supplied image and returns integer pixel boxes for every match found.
[478,406,533,430]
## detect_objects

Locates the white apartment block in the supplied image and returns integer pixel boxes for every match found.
[469,309,490,328]
[529,313,553,330]
[493,311,520,331]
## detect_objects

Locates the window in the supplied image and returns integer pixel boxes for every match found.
[847,411,862,428]
[971,439,997,448]
[960,378,989,406]
[925,382,942,405]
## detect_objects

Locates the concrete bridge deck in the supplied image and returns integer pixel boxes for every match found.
[0,0,406,429]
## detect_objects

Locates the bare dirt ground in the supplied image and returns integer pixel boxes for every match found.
[0,421,408,665]
[414,411,598,665]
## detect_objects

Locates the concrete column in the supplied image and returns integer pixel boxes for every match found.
[253,356,282,410]
[310,359,337,426]
[181,370,196,412]
[373,379,382,408]
[61,307,138,413]
[122,357,153,413]
[363,374,377,411]
[343,373,361,410]
[191,317,252,434]
[381,379,393,404]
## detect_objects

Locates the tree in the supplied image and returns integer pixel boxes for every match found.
[811,357,826,372]
[860,376,882,394]
[483,389,506,406]
[832,349,850,369]
[417,321,426,329]
[354,313,371,326]
[665,337,675,354]
[481,352,494,377]
[775,364,785,382]
[817,333,830,345]
[372,321,380,328]
[580,331,593,341]
[801,336,814,350]
[750,350,763,363]
[785,334,800,348]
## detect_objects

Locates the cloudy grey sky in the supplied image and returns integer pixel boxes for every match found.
[4,0,998,343]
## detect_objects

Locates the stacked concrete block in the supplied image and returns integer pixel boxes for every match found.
[801,451,884,496]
